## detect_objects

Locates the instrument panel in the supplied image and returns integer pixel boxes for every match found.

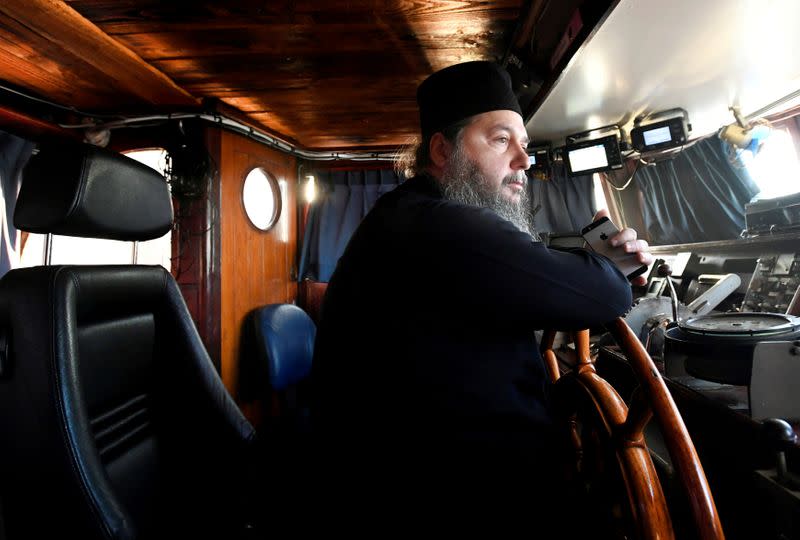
[741,253,800,313]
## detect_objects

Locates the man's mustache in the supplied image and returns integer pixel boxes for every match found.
[502,172,528,186]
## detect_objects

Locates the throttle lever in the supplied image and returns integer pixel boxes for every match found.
[761,418,800,490]
[657,263,680,325]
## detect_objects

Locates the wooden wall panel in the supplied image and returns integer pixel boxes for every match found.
[219,130,298,405]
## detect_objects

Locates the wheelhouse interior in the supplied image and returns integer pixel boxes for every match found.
[1,0,799,538]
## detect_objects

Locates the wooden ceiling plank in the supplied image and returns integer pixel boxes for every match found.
[0,0,198,107]
[211,99,302,148]
[66,0,521,31]
[89,11,516,36]
[0,27,149,109]
[51,0,526,151]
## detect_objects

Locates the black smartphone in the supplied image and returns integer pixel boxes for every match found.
[580,216,648,280]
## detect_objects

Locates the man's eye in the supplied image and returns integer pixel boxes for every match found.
[496,137,509,144]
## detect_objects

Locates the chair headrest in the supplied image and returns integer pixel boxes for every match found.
[253,304,315,391]
[14,143,173,241]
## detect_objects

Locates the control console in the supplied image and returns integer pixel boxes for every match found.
[741,253,800,313]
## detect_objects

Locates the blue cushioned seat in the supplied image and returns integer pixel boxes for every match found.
[253,304,315,391]
[250,303,315,434]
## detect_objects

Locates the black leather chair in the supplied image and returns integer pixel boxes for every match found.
[0,143,261,539]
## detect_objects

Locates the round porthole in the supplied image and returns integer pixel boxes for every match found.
[242,167,281,231]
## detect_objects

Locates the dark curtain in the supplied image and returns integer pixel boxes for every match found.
[634,135,760,245]
[299,169,403,282]
[530,162,596,235]
[0,131,36,277]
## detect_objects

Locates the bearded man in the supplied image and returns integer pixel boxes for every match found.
[310,62,652,511]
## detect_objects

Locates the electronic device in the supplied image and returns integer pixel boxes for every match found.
[624,274,740,358]
[663,312,800,386]
[580,216,648,280]
[527,146,551,171]
[630,108,691,152]
[741,253,800,313]
[659,250,800,389]
[744,192,800,235]
[564,134,623,177]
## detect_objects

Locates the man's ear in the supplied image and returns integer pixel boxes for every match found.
[429,132,451,169]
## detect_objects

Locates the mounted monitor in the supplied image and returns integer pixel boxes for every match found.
[527,145,551,172]
[564,134,623,177]
[630,108,691,152]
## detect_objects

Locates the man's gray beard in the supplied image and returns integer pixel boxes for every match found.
[440,145,539,240]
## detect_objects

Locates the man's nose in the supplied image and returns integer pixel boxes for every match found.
[512,142,530,171]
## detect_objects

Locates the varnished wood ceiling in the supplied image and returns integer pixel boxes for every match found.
[1,0,527,150]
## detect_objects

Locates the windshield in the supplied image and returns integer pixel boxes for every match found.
[582,112,800,248]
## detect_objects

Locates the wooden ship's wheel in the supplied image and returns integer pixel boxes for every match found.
[541,318,725,540]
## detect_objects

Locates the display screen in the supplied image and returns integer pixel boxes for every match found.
[568,143,608,173]
[643,125,672,146]
[529,154,536,166]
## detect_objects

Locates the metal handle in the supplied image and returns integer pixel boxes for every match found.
[657,264,680,324]
[686,274,741,316]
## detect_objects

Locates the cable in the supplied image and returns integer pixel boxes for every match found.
[0,82,125,120]
[603,138,696,191]
[603,159,640,191]
[2,78,397,162]
[0,80,399,161]
[58,112,400,162]
[636,138,698,166]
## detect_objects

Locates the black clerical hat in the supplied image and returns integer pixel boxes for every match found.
[416,61,522,136]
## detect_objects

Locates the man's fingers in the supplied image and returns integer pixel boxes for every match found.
[637,252,655,265]
[592,208,610,222]
[609,228,638,246]
[621,239,649,253]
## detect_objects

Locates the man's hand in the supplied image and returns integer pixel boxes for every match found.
[591,209,654,286]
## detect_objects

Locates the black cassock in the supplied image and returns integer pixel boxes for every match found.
[310,174,632,510]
